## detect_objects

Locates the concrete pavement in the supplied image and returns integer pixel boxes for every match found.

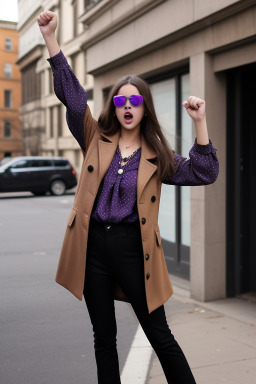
[146,275,256,384]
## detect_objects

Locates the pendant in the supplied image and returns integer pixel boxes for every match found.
[118,168,124,175]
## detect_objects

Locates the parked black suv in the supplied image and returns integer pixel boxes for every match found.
[0,156,77,196]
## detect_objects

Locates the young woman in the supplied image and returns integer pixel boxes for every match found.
[38,10,219,384]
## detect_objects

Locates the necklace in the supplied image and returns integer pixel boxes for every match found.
[117,146,141,175]
[119,136,140,149]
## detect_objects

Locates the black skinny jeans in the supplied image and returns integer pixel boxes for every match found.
[83,217,196,384]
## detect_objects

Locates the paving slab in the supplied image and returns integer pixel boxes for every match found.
[146,285,256,384]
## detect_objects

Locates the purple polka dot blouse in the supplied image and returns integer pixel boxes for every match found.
[47,50,219,224]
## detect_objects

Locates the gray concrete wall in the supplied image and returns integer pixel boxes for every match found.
[190,53,226,301]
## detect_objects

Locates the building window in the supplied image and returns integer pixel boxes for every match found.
[21,63,41,104]
[36,71,41,98]
[150,70,192,279]
[180,74,192,248]
[57,104,62,137]
[49,107,54,138]
[73,1,78,37]
[5,38,12,50]
[86,89,93,100]
[84,0,103,12]
[4,121,11,137]
[70,53,77,74]
[75,149,80,166]
[4,63,12,78]
[83,51,88,84]
[49,68,53,94]
[4,90,12,108]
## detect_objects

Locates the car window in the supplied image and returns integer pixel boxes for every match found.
[41,160,52,167]
[30,160,53,167]
[54,160,69,167]
[10,160,30,168]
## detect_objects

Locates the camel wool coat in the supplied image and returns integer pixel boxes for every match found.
[56,105,174,314]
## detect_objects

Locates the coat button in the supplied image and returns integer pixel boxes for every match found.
[88,165,94,172]
[145,254,149,260]
[151,195,156,202]
[146,273,150,280]
[141,217,146,224]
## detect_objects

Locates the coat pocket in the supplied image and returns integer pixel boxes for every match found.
[81,212,89,231]
[67,208,78,227]
[154,224,162,247]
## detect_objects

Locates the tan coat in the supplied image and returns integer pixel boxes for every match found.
[56,106,173,314]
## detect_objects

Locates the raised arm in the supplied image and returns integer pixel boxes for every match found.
[163,96,219,185]
[37,10,60,57]
[37,10,96,154]
[163,138,219,186]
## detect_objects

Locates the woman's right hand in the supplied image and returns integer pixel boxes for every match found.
[37,10,57,36]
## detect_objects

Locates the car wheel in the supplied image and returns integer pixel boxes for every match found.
[31,191,46,196]
[50,179,66,196]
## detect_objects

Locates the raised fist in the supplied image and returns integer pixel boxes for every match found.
[37,10,57,36]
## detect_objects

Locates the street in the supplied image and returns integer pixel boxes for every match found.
[1,191,256,384]
[0,191,139,384]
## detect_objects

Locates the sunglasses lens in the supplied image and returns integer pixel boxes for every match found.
[113,95,143,107]
[113,96,126,107]
[130,95,143,107]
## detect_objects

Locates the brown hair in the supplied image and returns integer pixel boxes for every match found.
[98,75,178,181]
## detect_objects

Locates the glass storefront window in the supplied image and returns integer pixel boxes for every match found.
[181,73,192,247]
[151,78,176,242]
[150,71,192,279]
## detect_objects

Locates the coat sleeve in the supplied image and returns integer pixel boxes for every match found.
[47,50,97,155]
[162,138,219,186]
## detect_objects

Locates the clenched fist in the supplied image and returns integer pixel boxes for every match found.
[182,96,206,122]
[37,10,57,36]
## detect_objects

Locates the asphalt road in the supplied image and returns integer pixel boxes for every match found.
[0,191,139,384]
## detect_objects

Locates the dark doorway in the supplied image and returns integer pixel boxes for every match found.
[226,63,256,296]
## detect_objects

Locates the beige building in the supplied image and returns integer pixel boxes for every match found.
[36,0,94,170]
[0,20,23,160]
[77,0,256,301]
[17,0,45,155]
[17,0,94,170]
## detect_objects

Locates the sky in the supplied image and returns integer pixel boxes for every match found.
[0,0,18,22]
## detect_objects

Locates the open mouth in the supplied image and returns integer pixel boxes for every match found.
[124,112,133,123]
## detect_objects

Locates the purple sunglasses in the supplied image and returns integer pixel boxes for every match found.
[113,94,143,107]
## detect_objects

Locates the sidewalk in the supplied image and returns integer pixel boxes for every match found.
[146,275,256,384]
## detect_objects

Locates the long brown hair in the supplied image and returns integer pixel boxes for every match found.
[98,75,178,181]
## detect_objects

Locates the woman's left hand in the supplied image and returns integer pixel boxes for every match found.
[182,96,206,122]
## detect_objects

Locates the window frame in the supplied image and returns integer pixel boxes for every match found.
[5,37,12,51]
[84,0,103,13]
[4,121,12,137]
[73,1,78,37]
[57,104,62,137]
[4,90,12,108]
[146,66,191,279]
[10,160,30,169]
[4,63,12,78]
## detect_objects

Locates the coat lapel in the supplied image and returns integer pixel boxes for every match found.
[98,130,120,182]
[137,134,158,202]
[99,131,158,202]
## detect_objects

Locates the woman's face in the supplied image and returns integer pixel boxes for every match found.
[115,84,145,133]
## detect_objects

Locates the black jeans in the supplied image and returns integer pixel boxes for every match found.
[83,217,196,384]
